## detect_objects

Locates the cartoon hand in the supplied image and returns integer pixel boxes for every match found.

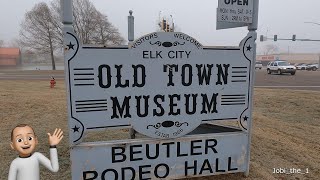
[47,128,64,146]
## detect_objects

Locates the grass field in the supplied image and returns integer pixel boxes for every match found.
[0,80,319,179]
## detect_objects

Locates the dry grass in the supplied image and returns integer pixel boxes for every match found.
[0,80,319,179]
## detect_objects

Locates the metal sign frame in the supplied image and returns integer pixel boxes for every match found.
[61,0,259,178]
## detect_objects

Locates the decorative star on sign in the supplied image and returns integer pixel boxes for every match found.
[243,116,249,121]
[246,45,252,51]
[67,42,75,50]
[72,125,80,132]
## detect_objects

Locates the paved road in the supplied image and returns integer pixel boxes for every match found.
[0,71,65,80]
[1,69,320,90]
[254,69,320,91]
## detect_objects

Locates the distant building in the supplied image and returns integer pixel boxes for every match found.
[257,53,320,65]
[0,48,21,66]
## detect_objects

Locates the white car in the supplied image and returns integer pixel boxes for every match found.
[295,63,308,70]
[306,64,319,71]
[255,61,263,69]
[267,61,296,75]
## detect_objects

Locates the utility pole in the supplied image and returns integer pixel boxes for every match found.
[128,10,136,138]
[304,22,320,71]
[128,10,134,47]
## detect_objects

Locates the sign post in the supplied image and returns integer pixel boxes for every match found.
[62,0,259,179]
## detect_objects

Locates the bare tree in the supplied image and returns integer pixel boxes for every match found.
[51,0,125,45]
[90,12,125,45]
[8,38,25,50]
[0,40,4,47]
[263,44,279,55]
[20,2,58,70]
[20,0,125,70]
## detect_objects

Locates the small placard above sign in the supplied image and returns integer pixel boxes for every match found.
[217,0,253,24]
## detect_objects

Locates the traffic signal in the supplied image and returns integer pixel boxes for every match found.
[273,35,277,41]
[166,24,170,32]
[292,34,296,41]
[260,35,264,42]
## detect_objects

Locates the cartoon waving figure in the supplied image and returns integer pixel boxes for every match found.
[8,124,63,180]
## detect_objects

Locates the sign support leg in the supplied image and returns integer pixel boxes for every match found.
[128,10,136,139]
[245,0,259,177]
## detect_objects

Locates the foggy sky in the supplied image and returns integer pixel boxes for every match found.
[0,0,319,54]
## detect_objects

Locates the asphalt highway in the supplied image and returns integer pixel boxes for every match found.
[254,69,320,91]
[1,69,320,91]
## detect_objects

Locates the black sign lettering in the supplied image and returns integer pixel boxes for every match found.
[132,64,146,87]
[168,94,181,116]
[111,96,132,119]
[177,142,188,157]
[139,165,152,180]
[228,157,238,171]
[115,65,130,88]
[130,144,143,161]
[196,64,213,85]
[190,140,202,155]
[162,142,175,158]
[205,139,218,154]
[154,163,170,178]
[101,169,118,180]
[143,51,148,58]
[163,64,178,86]
[146,144,160,159]
[121,167,136,180]
[112,146,126,163]
[216,64,230,85]
[185,160,197,176]
[83,171,98,180]
[184,94,197,115]
[142,51,162,59]
[224,0,249,6]
[109,92,222,119]
[181,64,193,86]
[136,95,150,117]
[153,95,165,117]
[98,64,112,88]
[215,158,226,172]
[201,93,218,114]
[168,51,191,59]
[199,159,213,175]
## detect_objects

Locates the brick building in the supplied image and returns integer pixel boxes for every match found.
[257,53,320,66]
[0,48,21,66]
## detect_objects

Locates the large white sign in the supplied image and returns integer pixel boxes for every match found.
[72,133,248,180]
[64,31,254,144]
[66,32,253,143]
[217,0,253,23]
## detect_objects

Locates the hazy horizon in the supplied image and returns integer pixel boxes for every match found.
[0,0,319,55]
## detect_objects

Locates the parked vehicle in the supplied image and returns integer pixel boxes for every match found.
[255,61,263,69]
[295,63,308,70]
[267,61,296,75]
[306,63,319,71]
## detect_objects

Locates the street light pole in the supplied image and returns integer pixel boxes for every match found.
[304,22,320,70]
